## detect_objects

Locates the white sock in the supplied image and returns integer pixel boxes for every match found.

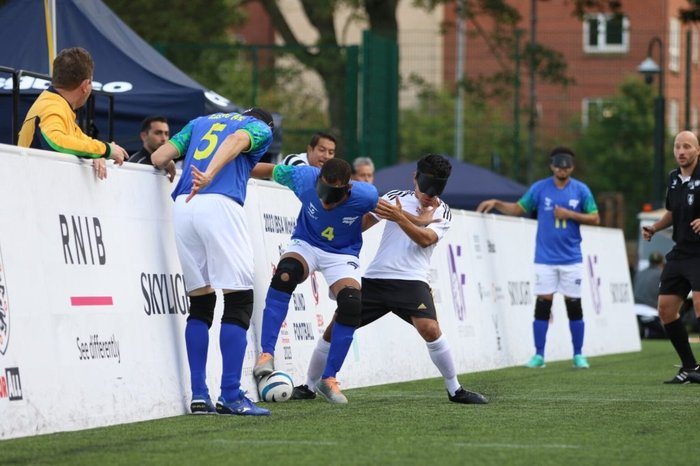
[426,335,461,396]
[305,337,331,390]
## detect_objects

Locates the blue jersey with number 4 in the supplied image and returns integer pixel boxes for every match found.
[273,165,378,256]
[517,177,598,265]
[170,112,272,205]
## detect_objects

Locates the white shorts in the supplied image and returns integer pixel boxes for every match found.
[533,263,583,298]
[173,194,253,293]
[283,238,361,299]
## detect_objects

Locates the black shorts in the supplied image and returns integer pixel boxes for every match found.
[359,277,437,328]
[658,256,700,297]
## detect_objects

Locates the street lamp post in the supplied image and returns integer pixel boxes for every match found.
[638,36,665,208]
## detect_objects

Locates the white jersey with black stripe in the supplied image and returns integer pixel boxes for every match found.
[280,152,309,166]
[364,190,451,282]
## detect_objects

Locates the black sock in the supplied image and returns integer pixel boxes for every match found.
[664,318,697,369]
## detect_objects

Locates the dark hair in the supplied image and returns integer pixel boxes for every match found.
[320,158,351,184]
[309,131,337,148]
[417,154,452,178]
[140,115,168,133]
[52,47,94,90]
[243,107,274,129]
[649,251,664,266]
[549,146,575,158]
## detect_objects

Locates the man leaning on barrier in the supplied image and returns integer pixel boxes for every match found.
[18,47,128,180]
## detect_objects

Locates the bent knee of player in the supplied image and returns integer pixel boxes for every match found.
[414,317,441,341]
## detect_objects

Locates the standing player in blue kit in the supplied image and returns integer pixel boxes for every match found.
[477,147,599,369]
[152,108,274,416]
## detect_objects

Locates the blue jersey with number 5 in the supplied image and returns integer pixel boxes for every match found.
[170,112,272,205]
[273,165,378,256]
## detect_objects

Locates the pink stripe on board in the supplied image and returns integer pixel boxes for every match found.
[70,296,114,306]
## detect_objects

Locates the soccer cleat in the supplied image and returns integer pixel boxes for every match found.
[448,387,488,404]
[253,352,274,379]
[290,384,317,400]
[664,367,700,384]
[573,354,590,369]
[525,354,546,368]
[316,377,348,404]
[190,396,217,414]
[216,394,271,416]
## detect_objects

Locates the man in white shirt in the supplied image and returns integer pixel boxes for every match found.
[291,154,488,404]
[280,132,336,167]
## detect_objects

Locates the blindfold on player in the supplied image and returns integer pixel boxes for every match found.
[316,178,350,205]
[415,171,447,197]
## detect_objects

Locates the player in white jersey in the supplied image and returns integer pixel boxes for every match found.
[291,154,488,404]
[280,132,336,167]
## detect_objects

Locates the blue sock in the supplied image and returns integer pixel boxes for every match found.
[261,288,292,354]
[220,323,248,401]
[533,319,549,357]
[569,319,585,355]
[185,319,210,398]
[322,322,355,379]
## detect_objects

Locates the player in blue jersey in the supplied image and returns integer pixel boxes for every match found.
[152,108,274,416]
[251,158,379,403]
[477,147,600,369]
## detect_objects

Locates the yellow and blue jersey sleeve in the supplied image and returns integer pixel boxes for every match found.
[18,90,109,158]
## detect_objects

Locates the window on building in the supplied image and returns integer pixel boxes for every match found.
[583,14,629,53]
[581,98,615,128]
[692,105,698,133]
[692,29,699,66]
[669,99,679,136]
[669,18,681,72]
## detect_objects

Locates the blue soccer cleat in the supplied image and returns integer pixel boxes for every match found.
[190,396,217,415]
[216,393,271,416]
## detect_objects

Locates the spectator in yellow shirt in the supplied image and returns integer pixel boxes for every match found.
[18,47,128,179]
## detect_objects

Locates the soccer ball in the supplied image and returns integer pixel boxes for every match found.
[257,370,294,402]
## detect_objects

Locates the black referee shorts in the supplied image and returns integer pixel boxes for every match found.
[359,277,437,328]
[659,256,700,297]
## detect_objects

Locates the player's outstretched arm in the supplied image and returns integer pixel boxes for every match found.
[476,199,524,216]
[251,162,275,179]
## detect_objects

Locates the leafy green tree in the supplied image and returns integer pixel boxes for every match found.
[399,76,513,170]
[572,76,656,236]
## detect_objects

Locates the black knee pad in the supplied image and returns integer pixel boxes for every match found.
[188,292,216,328]
[335,287,362,328]
[222,289,254,330]
[534,297,553,321]
[565,297,583,321]
[270,257,304,294]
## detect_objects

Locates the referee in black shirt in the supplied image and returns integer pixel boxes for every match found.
[643,130,700,384]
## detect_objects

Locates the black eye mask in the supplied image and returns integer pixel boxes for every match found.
[316,178,349,204]
[416,171,448,197]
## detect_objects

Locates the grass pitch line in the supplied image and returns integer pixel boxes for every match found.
[210,439,338,446]
[455,442,581,450]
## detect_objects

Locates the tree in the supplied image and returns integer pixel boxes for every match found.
[573,76,656,236]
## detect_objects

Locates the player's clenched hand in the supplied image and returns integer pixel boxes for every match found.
[642,225,655,241]
[186,166,212,203]
[554,205,572,220]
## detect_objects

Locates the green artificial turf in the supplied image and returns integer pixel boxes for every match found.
[3,340,699,466]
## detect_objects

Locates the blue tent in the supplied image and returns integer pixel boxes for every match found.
[0,0,281,155]
[374,157,527,211]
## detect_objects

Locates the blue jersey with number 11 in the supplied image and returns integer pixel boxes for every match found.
[170,112,272,205]
[273,165,378,256]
